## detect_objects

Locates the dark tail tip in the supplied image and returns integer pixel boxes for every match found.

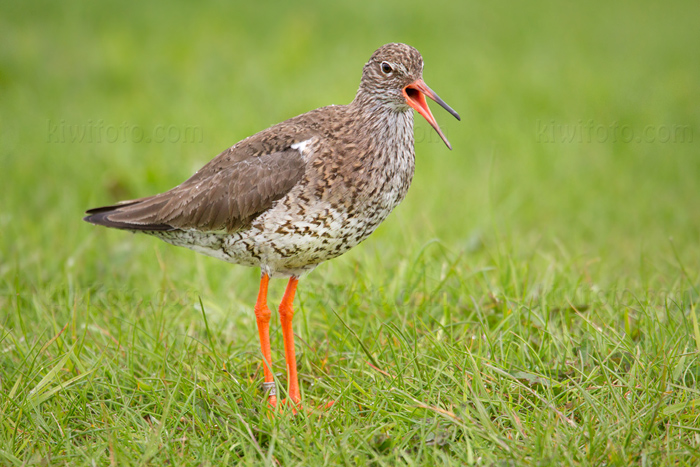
[83,204,173,231]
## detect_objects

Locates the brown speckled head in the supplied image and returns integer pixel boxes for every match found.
[355,43,460,148]
[357,43,425,106]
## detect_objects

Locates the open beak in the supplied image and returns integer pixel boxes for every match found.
[402,79,460,150]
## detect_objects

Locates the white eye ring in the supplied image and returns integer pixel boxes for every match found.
[380,61,394,75]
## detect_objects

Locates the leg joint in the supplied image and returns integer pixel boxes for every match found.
[278,304,294,322]
[255,304,271,322]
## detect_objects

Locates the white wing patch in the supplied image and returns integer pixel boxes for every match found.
[291,138,314,160]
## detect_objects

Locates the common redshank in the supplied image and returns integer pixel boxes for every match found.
[85,43,459,409]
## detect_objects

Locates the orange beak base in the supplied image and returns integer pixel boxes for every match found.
[402,79,460,150]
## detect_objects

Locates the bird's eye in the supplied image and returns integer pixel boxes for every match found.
[380,61,393,75]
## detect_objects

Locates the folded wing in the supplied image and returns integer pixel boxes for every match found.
[84,147,306,233]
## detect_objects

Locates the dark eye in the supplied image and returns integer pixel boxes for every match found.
[380,61,393,75]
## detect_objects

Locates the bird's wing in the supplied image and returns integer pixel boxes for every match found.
[84,143,307,233]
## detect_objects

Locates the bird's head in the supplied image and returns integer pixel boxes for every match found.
[357,43,460,149]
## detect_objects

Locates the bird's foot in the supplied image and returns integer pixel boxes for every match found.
[262,381,333,414]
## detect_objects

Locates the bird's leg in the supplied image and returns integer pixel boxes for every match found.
[254,272,277,407]
[278,276,301,405]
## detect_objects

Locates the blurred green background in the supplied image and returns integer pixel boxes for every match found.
[2,0,698,292]
[2,0,700,464]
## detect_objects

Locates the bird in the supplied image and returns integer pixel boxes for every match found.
[84,43,460,410]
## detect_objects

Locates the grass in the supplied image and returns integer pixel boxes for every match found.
[1,0,700,464]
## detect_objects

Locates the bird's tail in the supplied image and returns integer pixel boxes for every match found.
[84,199,173,231]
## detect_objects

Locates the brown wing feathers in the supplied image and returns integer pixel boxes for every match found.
[84,148,305,233]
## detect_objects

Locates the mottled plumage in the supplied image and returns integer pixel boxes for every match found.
[85,43,459,408]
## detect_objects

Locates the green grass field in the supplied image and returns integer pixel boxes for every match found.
[2,0,699,465]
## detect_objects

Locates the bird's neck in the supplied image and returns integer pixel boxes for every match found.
[349,92,415,149]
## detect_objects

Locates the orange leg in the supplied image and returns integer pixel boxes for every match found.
[279,276,301,405]
[254,273,277,407]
